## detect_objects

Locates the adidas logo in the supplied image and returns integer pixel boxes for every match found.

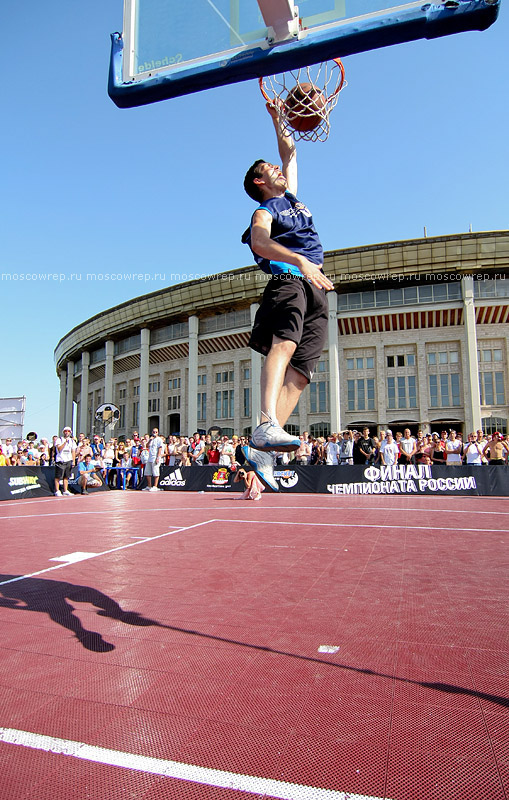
[160,468,186,487]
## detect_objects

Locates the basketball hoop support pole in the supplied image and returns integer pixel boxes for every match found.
[258,0,300,44]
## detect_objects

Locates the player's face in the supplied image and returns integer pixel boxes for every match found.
[259,162,286,192]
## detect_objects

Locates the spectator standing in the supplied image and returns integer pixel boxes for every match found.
[352,432,364,465]
[234,436,246,466]
[399,428,417,465]
[358,427,376,465]
[207,441,220,465]
[445,430,463,465]
[464,433,483,465]
[218,436,235,467]
[325,435,340,465]
[295,435,311,465]
[476,429,489,464]
[431,433,446,464]
[380,432,399,466]
[339,430,353,465]
[483,432,509,465]
[189,432,206,466]
[3,438,14,459]
[54,426,77,496]
[143,428,164,491]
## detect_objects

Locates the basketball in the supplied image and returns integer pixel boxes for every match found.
[284,82,326,132]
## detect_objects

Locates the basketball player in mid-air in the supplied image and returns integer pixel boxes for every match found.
[242,103,334,490]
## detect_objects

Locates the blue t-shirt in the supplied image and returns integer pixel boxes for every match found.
[242,191,324,276]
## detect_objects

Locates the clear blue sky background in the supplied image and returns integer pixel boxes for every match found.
[1,1,507,439]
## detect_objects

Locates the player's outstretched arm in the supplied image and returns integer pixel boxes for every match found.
[266,102,297,195]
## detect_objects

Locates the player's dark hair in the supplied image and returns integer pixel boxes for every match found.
[243,159,266,202]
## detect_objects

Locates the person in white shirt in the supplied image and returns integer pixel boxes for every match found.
[380,432,399,466]
[218,436,235,467]
[143,428,164,491]
[339,431,354,465]
[463,433,483,465]
[399,428,417,465]
[325,435,340,465]
[3,438,15,458]
[54,426,77,496]
[445,430,463,465]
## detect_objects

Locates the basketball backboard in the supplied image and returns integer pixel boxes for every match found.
[109,0,500,108]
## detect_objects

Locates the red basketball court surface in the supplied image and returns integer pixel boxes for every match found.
[0,490,507,799]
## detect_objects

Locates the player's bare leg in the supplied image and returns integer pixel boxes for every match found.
[250,336,301,452]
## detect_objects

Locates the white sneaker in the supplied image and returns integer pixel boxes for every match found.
[149,486,161,492]
[54,490,62,497]
[249,418,300,452]
[242,446,278,492]
[62,490,72,496]
[142,487,152,491]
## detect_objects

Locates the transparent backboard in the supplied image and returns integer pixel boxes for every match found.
[109,0,500,107]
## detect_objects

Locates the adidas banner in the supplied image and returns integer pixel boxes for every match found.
[139,465,240,492]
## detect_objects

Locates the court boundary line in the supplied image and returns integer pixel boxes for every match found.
[2,501,509,523]
[0,519,215,588]
[217,518,506,534]
[0,726,389,800]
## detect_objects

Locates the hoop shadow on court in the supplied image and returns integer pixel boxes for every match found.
[0,574,506,709]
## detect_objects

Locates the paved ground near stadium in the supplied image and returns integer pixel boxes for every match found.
[0,491,507,800]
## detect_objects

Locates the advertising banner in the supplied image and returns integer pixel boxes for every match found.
[143,463,509,497]
[0,466,55,501]
[1,464,508,500]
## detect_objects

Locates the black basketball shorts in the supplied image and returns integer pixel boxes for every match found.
[249,274,328,382]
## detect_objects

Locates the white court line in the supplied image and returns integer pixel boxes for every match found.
[0,727,388,800]
[218,518,507,534]
[1,501,509,522]
[0,519,215,588]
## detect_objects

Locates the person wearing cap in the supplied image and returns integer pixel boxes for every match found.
[54,427,77,496]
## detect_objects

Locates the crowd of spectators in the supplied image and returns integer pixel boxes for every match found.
[1,426,508,492]
[278,427,509,466]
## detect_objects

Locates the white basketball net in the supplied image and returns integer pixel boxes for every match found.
[259,59,346,142]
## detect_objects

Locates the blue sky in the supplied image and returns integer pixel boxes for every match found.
[1,1,507,439]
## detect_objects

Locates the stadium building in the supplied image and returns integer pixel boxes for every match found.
[55,231,509,439]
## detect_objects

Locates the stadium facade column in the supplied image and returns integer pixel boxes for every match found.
[58,370,67,433]
[79,351,90,435]
[250,303,262,431]
[139,328,150,435]
[462,275,482,433]
[188,315,198,433]
[416,339,430,433]
[104,340,114,404]
[65,361,74,431]
[327,292,341,432]
[375,341,387,431]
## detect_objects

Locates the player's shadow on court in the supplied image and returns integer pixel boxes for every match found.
[0,574,507,709]
[0,574,164,653]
